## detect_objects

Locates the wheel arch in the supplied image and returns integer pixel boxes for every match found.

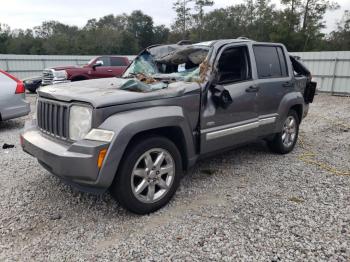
[70,75,88,82]
[125,126,189,171]
[276,92,305,131]
[290,104,303,123]
[94,106,198,189]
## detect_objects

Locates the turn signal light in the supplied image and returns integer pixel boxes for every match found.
[0,69,25,94]
[97,149,108,169]
[20,135,24,147]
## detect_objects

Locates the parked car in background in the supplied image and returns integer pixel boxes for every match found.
[22,39,316,214]
[41,56,130,86]
[0,70,30,121]
[23,76,42,93]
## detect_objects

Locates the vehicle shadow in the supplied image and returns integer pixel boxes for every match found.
[40,140,272,217]
[0,119,24,132]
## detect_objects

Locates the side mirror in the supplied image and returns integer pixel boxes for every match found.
[92,60,103,70]
[211,85,233,109]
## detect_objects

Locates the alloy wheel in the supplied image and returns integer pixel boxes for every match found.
[131,148,175,204]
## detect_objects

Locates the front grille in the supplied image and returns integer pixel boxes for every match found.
[42,69,54,85]
[37,99,69,139]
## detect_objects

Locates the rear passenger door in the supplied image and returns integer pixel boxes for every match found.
[252,45,292,136]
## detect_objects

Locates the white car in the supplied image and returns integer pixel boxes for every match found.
[0,70,30,121]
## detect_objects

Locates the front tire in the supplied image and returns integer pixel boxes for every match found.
[268,110,299,154]
[110,136,182,214]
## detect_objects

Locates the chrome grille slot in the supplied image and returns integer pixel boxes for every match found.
[37,99,69,139]
[42,70,54,85]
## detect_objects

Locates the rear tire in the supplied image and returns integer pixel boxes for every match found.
[110,136,182,214]
[268,110,299,154]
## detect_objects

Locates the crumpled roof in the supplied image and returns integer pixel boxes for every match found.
[148,44,185,60]
[149,44,210,65]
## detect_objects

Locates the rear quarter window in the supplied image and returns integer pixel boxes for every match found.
[253,45,288,78]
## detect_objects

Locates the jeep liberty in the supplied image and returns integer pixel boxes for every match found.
[21,39,316,214]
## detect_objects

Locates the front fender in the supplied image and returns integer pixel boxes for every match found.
[276,92,304,131]
[94,106,195,188]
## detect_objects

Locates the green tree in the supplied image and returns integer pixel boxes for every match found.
[153,25,170,44]
[172,0,194,39]
[127,10,154,49]
[193,0,214,41]
[300,0,339,50]
[327,10,350,50]
[0,23,10,53]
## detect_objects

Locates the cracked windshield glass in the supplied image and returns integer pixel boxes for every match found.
[121,45,210,92]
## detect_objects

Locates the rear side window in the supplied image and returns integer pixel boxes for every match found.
[253,46,288,78]
[111,57,127,66]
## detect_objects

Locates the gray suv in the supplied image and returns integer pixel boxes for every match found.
[21,39,316,214]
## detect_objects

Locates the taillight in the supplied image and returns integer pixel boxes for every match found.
[0,70,25,94]
[15,81,25,94]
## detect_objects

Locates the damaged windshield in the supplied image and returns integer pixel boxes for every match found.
[121,44,210,92]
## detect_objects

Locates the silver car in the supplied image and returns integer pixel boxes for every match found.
[0,70,30,121]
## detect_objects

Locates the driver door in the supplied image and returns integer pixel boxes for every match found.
[91,56,113,78]
[200,44,259,154]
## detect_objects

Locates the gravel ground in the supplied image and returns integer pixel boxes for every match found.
[0,93,349,261]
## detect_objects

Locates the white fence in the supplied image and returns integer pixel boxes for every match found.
[291,51,350,95]
[1,51,350,95]
[0,54,135,80]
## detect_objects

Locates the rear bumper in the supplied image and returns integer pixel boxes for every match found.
[21,122,110,192]
[1,95,30,121]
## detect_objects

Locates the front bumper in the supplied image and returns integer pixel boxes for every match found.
[21,122,110,192]
[41,80,71,86]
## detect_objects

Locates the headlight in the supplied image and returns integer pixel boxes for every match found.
[53,70,67,80]
[69,105,92,141]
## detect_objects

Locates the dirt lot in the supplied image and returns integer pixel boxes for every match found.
[0,93,349,261]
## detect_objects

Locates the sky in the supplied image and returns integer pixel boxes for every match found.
[0,0,349,33]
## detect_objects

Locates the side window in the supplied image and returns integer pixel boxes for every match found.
[98,56,111,66]
[253,46,288,78]
[111,57,127,66]
[217,46,251,84]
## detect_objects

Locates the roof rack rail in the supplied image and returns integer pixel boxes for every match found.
[177,40,193,45]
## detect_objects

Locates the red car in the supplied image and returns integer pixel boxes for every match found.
[41,56,130,86]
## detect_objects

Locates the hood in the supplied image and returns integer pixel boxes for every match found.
[37,77,187,108]
[51,65,82,70]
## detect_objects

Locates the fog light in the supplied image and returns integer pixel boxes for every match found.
[97,149,108,169]
[85,129,114,142]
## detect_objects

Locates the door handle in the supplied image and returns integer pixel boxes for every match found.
[245,86,259,92]
[107,69,113,72]
[283,81,293,87]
